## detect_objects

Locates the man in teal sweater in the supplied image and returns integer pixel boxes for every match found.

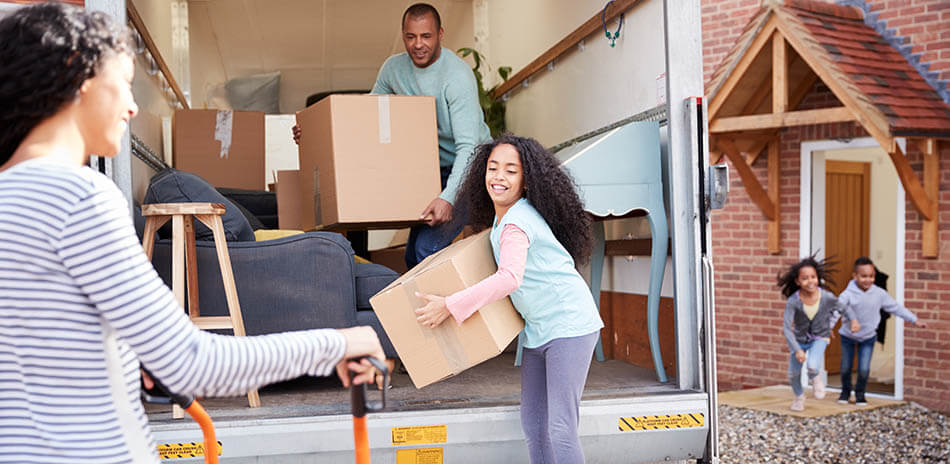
[373,3,491,268]
[293,3,491,268]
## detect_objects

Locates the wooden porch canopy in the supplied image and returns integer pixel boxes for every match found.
[706,0,950,256]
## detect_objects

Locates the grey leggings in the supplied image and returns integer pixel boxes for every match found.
[520,331,599,464]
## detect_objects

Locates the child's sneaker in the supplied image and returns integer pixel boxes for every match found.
[790,394,805,411]
[811,376,826,400]
[855,393,868,406]
[837,392,851,404]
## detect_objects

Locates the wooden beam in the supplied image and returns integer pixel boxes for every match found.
[710,107,855,133]
[767,140,781,254]
[922,138,939,258]
[719,138,776,221]
[605,238,673,257]
[775,17,892,151]
[772,32,787,113]
[709,15,777,121]
[710,18,779,120]
[888,146,936,222]
[127,0,189,109]
[489,0,643,99]
[741,73,773,115]
[746,71,819,164]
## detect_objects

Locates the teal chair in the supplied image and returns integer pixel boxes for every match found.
[514,121,669,383]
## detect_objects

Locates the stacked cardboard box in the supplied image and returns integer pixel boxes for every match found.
[172,109,265,190]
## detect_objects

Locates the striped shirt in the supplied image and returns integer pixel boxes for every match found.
[0,159,346,463]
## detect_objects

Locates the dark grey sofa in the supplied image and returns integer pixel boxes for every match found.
[138,169,399,359]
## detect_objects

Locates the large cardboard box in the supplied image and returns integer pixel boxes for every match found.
[275,169,303,230]
[172,109,265,190]
[295,95,441,230]
[370,231,524,388]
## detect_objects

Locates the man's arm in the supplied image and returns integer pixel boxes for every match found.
[438,66,489,206]
[371,57,395,95]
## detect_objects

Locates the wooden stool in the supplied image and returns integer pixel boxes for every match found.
[141,202,261,417]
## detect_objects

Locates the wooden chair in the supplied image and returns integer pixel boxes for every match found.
[141,202,261,417]
[515,121,670,384]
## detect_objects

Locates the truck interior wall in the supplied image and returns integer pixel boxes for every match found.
[483,0,672,298]
[186,0,475,114]
[127,1,180,203]
[483,0,666,147]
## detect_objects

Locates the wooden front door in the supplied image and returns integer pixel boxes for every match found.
[823,160,870,373]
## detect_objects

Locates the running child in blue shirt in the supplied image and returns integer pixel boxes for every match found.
[834,257,927,405]
[414,135,604,464]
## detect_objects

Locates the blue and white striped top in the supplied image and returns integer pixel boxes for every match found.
[0,159,346,463]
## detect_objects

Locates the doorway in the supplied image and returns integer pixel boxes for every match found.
[822,160,869,375]
[800,138,905,399]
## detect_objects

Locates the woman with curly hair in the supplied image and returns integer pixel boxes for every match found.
[415,134,603,463]
[777,254,858,411]
[0,4,382,462]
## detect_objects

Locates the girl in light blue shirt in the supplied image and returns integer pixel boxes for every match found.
[416,135,603,464]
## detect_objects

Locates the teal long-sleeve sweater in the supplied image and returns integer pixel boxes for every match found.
[371,47,491,205]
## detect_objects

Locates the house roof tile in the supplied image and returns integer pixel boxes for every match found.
[707,0,950,138]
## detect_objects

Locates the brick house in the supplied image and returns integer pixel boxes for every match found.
[702,0,950,411]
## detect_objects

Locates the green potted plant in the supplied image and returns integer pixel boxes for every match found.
[457,48,511,137]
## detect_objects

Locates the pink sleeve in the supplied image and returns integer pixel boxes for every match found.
[444,224,528,325]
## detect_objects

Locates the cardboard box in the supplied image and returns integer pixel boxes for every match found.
[295,95,441,230]
[369,245,408,274]
[370,231,524,388]
[172,109,265,190]
[275,169,303,230]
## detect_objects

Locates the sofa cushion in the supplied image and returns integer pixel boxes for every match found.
[218,187,278,229]
[354,262,399,310]
[144,168,256,242]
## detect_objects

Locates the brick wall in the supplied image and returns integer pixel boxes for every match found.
[702,0,761,83]
[859,0,950,101]
[703,0,950,412]
[709,94,950,411]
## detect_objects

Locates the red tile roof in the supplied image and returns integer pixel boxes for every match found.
[708,0,950,138]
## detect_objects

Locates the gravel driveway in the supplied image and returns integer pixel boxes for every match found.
[718,402,950,463]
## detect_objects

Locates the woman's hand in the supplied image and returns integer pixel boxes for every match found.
[335,326,385,387]
[795,349,806,363]
[913,320,928,329]
[415,292,450,328]
[850,319,861,334]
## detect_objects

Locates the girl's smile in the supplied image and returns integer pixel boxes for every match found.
[796,265,819,295]
[485,143,525,221]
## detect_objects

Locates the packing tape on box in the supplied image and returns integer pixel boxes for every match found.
[214,110,233,159]
[378,95,391,144]
[403,280,469,374]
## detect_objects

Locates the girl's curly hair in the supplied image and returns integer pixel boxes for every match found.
[456,134,593,265]
[776,253,837,298]
[0,2,132,163]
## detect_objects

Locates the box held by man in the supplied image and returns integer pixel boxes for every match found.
[295,94,441,231]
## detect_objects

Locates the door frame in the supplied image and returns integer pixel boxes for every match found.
[799,137,906,400]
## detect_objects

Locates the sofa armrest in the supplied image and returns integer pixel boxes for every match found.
[150,231,359,336]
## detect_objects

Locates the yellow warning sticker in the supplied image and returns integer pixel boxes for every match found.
[157,441,222,459]
[396,447,444,464]
[392,424,447,446]
[618,413,705,431]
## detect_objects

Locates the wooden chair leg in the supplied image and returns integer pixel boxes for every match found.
[171,215,186,309]
[183,215,200,318]
[196,213,260,408]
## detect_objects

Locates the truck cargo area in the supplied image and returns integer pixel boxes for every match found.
[145,353,679,422]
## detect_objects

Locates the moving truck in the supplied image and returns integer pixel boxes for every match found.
[9,0,725,462]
